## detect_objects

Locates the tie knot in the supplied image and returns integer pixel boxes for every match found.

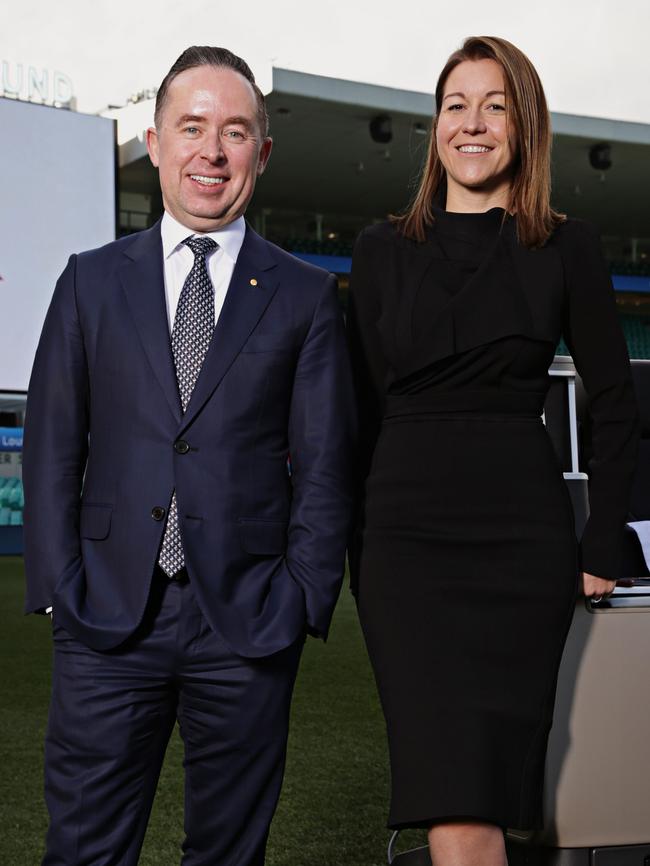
[183,235,218,259]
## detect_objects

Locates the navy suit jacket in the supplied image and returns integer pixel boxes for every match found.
[23,221,356,656]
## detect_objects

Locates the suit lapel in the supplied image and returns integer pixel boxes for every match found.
[179,225,279,433]
[118,221,182,424]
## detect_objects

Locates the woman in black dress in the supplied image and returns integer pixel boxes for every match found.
[348,36,639,865]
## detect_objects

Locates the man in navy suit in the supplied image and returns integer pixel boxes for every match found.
[23,46,355,866]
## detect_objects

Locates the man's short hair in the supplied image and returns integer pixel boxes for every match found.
[154,46,270,136]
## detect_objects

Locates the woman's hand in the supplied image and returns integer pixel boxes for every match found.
[582,571,616,603]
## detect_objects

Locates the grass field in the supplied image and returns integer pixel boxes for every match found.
[0,557,427,865]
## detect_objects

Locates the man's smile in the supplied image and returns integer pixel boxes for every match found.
[190,174,227,186]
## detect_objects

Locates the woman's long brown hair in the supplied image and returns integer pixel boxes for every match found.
[393,36,565,248]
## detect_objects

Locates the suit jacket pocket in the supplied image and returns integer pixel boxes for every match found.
[238,518,287,555]
[80,503,113,540]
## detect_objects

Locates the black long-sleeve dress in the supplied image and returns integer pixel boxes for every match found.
[347,207,639,831]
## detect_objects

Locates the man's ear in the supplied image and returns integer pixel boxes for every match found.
[146,127,160,168]
[256,137,273,176]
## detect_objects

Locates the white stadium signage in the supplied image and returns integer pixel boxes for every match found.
[1,60,74,106]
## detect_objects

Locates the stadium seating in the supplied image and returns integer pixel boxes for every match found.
[285,237,354,256]
[610,259,650,277]
[0,476,23,526]
[620,313,650,359]
[556,315,650,360]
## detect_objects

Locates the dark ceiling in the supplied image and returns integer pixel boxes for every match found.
[119,89,650,243]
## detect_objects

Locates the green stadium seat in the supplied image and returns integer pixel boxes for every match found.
[0,478,23,507]
[620,314,650,360]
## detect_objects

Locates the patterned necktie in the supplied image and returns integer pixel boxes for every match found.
[158,235,217,577]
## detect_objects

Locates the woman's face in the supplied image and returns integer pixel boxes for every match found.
[436,58,517,209]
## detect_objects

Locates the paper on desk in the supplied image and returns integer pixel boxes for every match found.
[627,521,650,570]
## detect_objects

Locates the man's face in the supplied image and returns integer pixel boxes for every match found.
[146,65,272,232]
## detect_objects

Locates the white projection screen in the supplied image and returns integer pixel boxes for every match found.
[0,98,116,392]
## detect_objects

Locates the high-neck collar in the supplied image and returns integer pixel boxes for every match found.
[432,203,507,222]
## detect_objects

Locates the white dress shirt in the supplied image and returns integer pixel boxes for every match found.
[46,212,246,616]
[160,210,246,332]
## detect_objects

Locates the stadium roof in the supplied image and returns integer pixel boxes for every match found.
[116,68,650,239]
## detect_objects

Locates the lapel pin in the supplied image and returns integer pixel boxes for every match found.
[249,278,258,286]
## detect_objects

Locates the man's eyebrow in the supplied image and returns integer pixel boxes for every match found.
[174,113,256,130]
[224,115,255,130]
[175,114,206,127]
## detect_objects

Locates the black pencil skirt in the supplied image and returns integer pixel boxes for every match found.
[357,413,579,830]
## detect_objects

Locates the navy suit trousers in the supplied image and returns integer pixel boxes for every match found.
[42,574,304,866]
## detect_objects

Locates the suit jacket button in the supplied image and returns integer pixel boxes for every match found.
[174,440,190,454]
[151,506,166,521]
